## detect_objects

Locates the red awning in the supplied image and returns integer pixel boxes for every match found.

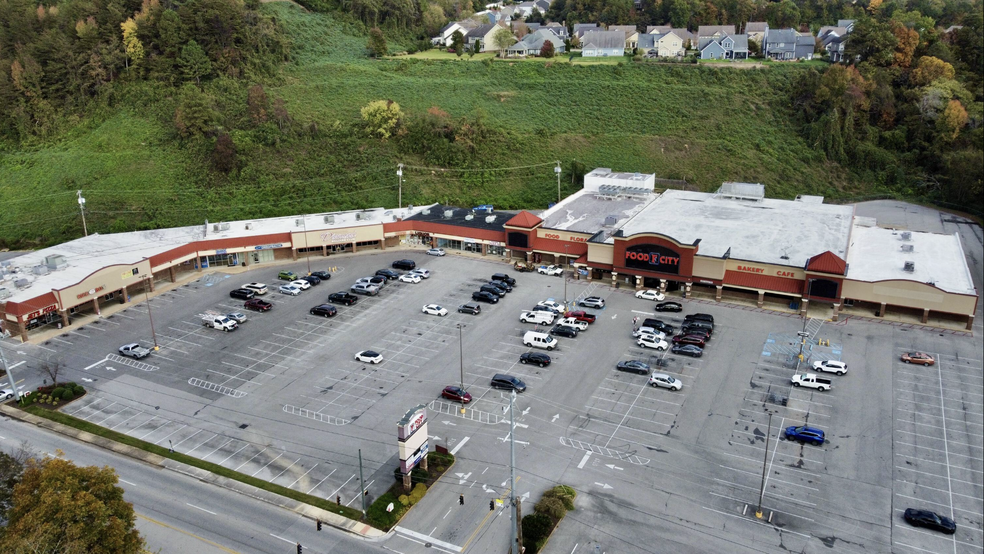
[723,270,804,295]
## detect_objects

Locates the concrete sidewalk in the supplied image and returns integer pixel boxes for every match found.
[0,402,388,540]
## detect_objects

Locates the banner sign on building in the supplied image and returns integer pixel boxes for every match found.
[624,244,682,274]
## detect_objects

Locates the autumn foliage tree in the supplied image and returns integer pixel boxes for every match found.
[0,457,143,554]
[540,40,555,58]
[361,100,402,139]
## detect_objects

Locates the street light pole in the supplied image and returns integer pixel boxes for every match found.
[397,164,404,209]
[77,190,88,237]
[554,162,562,204]
[564,244,569,305]
[143,276,159,350]
[0,331,24,403]
[508,390,519,554]
[458,323,465,414]
[755,412,773,519]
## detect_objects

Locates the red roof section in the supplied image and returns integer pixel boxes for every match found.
[806,251,847,275]
[724,270,804,295]
[504,211,542,229]
[531,237,588,256]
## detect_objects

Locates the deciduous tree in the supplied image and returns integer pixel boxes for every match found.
[361,100,402,138]
[493,27,517,57]
[178,40,212,84]
[540,39,555,58]
[450,30,465,56]
[910,55,955,85]
[0,457,143,554]
[891,21,919,67]
[422,4,446,36]
[367,27,388,58]
[120,18,144,70]
[937,99,967,140]
[174,83,216,137]
[247,84,269,123]
[212,132,237,173]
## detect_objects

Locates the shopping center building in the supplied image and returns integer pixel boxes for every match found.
[1,168,977,341]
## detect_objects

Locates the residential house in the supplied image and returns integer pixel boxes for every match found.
[581,30,627,57]
[506,29,566,56]
[697,25,736,41]
[465,23,506,52]
[608,25,639,50]
[763,28,815,60]
[521,22,541,33]
[698,33,749,59]
[638,31,686,57]
[533,0,550,15]
[837,19,855,33]
[513,1,537,19]
[745,22,768,46]
[647,25,695,49]
[817,25,849,62]
[544,22,569,39]
[433,21,467,46]
[573,23,599,39]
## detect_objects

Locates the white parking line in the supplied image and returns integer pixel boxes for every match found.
[172,429,203,449]
[218,444,251,465]
[305,468,337,494]
[896,441,981,459]
[895,466,979,486]
[707,492,815,522]
[251,453,285,477]
[894,493,982,516]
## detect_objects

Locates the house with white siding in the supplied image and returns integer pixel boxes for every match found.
[581,30,627,57]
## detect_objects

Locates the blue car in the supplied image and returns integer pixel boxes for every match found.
[784,425,825,446]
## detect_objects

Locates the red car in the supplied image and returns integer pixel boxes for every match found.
[442,386,472,404]
[563,310,596,323]
[244,299,273,312]
[672,334,706,347]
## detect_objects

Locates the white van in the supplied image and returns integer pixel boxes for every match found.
[520,310,556,325]
[523,331,558,351]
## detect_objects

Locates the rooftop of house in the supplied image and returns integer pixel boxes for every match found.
[582,30,628,49]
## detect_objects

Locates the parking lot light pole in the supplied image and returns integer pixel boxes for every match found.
[564,244,569,305]
[755,412,773,519]
[0,333,24,402]
[397,164,404,209]
[458,324,465,414]
[142,275,159,350]
[555,162,562,204]
[77,190,88,237]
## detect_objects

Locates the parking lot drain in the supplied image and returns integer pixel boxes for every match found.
[188,378,247,398]
[239,424,249,429]
[283,404,350,426]
[559,437,651,465]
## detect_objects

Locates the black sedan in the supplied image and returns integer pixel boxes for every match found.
[458,303,482,315]
[375,269,401,280]
[472,291,499,304]
[671,344,703,358]
[487,280,511,292]
[616,360,650,375]
[520,352,551,367]
[328,292,358,306]
[230,288,256,300]
[654,302,683,312]
[309,304,337,317]
[300,275,321,286]
[549,325,578,338]
[903,508,956,534]
[310,271,332,280]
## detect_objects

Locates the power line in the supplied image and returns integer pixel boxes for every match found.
[401,160,559,172]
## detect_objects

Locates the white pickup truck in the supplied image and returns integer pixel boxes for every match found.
[202,315,238,331]
[791,373,832,391]
[557,317,588,331]
[118,343,151,359]
[520,310,555,325]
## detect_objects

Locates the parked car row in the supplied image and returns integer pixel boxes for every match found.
[470,273,516,305]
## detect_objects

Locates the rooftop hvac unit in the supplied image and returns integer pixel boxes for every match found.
[0,287,10,300]
[485,215,497,223]
[295,218,304,227]
[14,278,30,289]
[903,261,915,272]
[901,244,914,252]
[604,215,618,226]
[443,210,454,218]
[32,265,49,276]
[45,255,68,270]
[324,215,335,224]
[901,232,912,241]
[422,209,431,215]
[244,223,253,230]
[465,214,474,220]
[356,213,364,221]
[212,222,231,232]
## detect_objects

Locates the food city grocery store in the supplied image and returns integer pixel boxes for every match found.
[0,168,977,341]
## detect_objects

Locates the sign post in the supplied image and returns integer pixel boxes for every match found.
[397,404,429,492]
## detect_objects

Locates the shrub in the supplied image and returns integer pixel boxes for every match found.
[61,389,75,401]
[73,386,85,396]
[398,494,410,506]
[535,496,566,521]
[543,485,576,510]
[51,388,65,399]
[409,483,427,504]
[366,491,402,529]
[521,512,553,552]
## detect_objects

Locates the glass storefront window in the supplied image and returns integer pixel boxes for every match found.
[437,238,462,250]
[487,245,506,256]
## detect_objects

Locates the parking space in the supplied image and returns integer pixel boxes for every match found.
[892,350,984,553]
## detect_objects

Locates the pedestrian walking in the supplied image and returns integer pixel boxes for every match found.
[459,494,464,506]
[633,316,638,326]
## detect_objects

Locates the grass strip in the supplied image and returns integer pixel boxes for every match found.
[21,404,367,523]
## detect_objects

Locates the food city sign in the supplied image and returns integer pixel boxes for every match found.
[735,264,798,278]
[624,244,681,275]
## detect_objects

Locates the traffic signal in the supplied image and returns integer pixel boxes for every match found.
[296,543,302,554]
[317,519,322,531]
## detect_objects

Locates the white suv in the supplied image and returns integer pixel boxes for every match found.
[637,336,668,350]
[242,282,268,295]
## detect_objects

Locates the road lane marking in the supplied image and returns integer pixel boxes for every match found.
[450,436,470,455]
[187,503,217,515]
[577,452,591,469]
[84,356,109,370]
[394,526,462,552]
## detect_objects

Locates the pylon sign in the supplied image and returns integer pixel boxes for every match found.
[398,404,429,474]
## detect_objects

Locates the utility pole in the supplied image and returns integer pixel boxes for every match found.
[755,412,773,519]
[397,164,404,209]
[508,390,521,554]
[458,324,465,414]
[554,162,562,204]
[301,216,311,275]
[358,449,366,518]
[77,190,88,237]
[143,276,159,350]
[564,244,569,305]
[0,330,23,402]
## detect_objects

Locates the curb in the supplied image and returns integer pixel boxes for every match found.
[0,403,387,540]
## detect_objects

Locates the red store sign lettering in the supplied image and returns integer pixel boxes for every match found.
[736,265,798,278]
[543,233,588,243]
[407,412,426,435]
[76,286,106,300]
[26,305,58,320]
[625,251,680,266]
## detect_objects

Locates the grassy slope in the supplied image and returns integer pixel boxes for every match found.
[0,3,859,247]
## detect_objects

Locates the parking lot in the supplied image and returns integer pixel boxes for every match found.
[6,244,982,554]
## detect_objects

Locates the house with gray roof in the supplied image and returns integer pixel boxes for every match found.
[699,33,749,59]
[573,23,599,39]
[534,0,550,14]
[646,25,695,48]
[745,22,768,45]
[465,23,505,52]
[581,30,627,57]
[763,28,815,60]
[433,21,468,46]
[506,28,566,56]
[544,22,569,39]
[837,19,855,32]
[817,25,850,62]
[608,25,639,49]
[698,25,736,40]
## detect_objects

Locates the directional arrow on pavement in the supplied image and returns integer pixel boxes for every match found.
[81,378,93,383]
[501,480,508,487]
[456,472,472,485]
[594,482,613,489]
[521,407,530,416]
[520,492,530,502]
[551,414,560,423]
[482,484,496,494]
[605,464,623,471]
[429,435,443,441]
[441,421,456,426]
[106,367,117,371]
[612,314,617,320]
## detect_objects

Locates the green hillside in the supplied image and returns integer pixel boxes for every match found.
[0,4,880,247]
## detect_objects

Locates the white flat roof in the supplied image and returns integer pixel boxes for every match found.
[846,224,976,295]
[615,189,854,267]
[539,189,655,234]
[0,206,428,305]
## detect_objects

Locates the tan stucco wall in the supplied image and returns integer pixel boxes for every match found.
[57,261,152,310]
[842,279,977,315]
[725,259,804,280]
[693,257,726,280]
[296,225,383,246]
[588,242,614,266]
